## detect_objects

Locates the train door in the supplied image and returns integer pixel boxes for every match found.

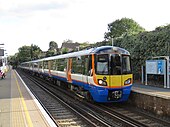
[109,54,122,88]
[82,55,90,86]
[66,58,72,83]
[48,61,52,77]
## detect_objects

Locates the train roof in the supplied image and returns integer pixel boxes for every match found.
[22,46,130,63]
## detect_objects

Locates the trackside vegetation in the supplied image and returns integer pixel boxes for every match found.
[10,18,170,81]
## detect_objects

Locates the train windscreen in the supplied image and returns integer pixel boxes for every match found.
[110,54,121,75]
[122,55,131,74]
[96,54,109,75]
[96,54,131,75]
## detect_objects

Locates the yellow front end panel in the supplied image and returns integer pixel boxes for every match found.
[109,75,122,88]
[96,75,122,88]
[96,74,133,88]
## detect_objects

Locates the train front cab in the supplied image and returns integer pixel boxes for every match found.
[91,53,132,103]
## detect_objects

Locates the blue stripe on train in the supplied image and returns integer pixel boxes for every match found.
[71,79,132,102]
[51,74,132,103]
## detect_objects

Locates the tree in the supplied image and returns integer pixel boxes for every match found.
[18,46,31,62]
[17,44,42,63]
[46,41,59,57]
[30,44,42,60]
[61,48,69,54]
[104,18,145,40]
[9,53,19,68]
[49,41,58,50]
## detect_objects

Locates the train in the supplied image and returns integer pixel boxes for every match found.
[19,46,133,103]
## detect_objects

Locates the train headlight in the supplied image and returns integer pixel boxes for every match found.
[98,79,107,86]
[124,78,131,85]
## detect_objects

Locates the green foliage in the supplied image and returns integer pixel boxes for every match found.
[79,42,90,48]
[49,41,58,50]
[62,48,69,54]
[46,41,59,56]
[18,46,31,62]
[105,18,145,40]
[30,44,42,60]
[17,44,42,63]
[46,50,55,57]
[112,24,170,76]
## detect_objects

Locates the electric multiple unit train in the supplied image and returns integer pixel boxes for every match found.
[20,46,133,103]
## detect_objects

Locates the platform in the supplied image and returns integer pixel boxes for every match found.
[129,83,170,117]
[132,84,170,99]
[0,69,57,127]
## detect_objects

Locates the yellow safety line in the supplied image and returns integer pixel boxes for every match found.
[13,71,33,127]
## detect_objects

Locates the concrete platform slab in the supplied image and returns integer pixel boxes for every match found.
[0,69,57,127]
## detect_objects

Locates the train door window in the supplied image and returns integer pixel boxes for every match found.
[55,59,58,71]
[87,55,92,76]
[77,56,83,74]
[72,57,76,73]
[110,54,121,75]
[39,61,43,69]
[81,56,86,75]
[84,55,89,75]
[96,54,109,75]
[30,63,33,69]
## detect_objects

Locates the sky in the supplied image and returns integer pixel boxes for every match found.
[0,0,170,55]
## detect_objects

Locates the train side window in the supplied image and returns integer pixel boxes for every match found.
[58,58,66,71]
[44,61,48,69]
[72,56,83,74]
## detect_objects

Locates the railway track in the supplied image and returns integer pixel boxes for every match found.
[100,104,170,127]
[17,70,114,126]
[17,69,170,127]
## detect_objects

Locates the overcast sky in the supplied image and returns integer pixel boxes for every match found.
[0,0,170,55]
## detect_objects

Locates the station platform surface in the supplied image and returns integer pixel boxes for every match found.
[0,69,57,127]
[132,83,170,99]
